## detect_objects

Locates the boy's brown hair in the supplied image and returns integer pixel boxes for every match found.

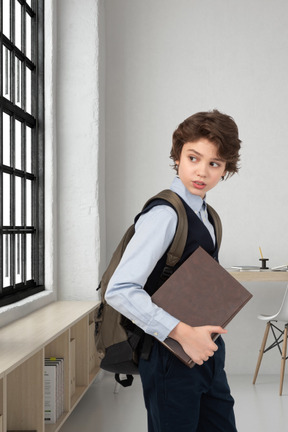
[170,109,241,178]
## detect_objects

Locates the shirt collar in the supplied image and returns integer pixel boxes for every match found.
[170,176,206,214]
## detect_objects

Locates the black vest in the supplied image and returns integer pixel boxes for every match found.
[135,197,219,297]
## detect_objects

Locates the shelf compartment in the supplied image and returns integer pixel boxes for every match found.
[70,317,89,390]
[0,377,4,430]
[45,330,70,415]
[7,350,44,432]
[88,319,99,383]
[69,338,76,398]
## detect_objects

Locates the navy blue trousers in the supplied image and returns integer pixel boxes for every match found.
[138,337,237,432]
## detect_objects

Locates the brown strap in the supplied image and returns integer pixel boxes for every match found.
[143,190,188,267]
[143,190,222,267]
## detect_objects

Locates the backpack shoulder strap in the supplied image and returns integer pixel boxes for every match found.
[206,203,222,249]
[100,189,187,300]
[143,190,222,258]
[143,189,188,267]
[99,224,135,301]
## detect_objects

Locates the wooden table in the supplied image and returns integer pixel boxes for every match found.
[228,270,288,282]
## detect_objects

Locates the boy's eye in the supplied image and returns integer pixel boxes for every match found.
[210,161,220,167]
[189,156,197,162]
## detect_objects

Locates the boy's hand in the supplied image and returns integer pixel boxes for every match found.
[168,322,227,365]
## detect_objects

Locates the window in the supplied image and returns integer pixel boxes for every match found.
[0,0,44,306]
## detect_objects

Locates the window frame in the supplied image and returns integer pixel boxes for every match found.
[0,0,45,307]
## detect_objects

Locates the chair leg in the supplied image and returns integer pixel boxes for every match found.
[253,322,271,384]
[114,381,120,394]
[279,325,288,396]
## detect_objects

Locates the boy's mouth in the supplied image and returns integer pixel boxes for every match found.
[193,181,206,189]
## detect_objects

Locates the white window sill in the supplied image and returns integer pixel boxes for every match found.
[0,290,56,328]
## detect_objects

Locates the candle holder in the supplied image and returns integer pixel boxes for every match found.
[259,258,269,269]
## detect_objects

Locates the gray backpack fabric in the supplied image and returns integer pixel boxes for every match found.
[94,189,222,386]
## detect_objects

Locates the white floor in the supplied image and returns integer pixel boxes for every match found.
[59,372,288,432]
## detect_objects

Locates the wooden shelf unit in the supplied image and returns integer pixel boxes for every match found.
[0,301,100,432]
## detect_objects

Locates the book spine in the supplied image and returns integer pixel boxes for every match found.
[44,357,64,423]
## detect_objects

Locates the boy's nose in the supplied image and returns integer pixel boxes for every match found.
[196,163,208,177]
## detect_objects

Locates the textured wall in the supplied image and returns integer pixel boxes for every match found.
[56,0,101,301]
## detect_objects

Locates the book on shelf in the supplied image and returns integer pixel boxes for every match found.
[44,357,64,424]
[152,246,253,368]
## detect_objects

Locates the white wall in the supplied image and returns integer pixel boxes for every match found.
[104,0,288,374]
[56,0,101,301]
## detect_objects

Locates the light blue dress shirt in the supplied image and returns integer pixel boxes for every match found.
[105,177,216,342]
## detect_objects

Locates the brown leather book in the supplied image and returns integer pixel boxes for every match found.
[152,246,252,367]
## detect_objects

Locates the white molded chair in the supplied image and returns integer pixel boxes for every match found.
[253,285,288,395]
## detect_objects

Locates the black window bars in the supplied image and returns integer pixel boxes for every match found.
[0,0,44,306]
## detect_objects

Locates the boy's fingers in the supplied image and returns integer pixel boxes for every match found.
[209,326,227,335]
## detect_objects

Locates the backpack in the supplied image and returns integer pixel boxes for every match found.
[94,189,222,387]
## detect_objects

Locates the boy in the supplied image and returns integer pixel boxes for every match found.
[105,110,241,432]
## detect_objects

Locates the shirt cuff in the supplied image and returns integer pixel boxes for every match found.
[141,309,180,342]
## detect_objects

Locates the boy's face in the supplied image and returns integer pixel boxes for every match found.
[176,138,227,198]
